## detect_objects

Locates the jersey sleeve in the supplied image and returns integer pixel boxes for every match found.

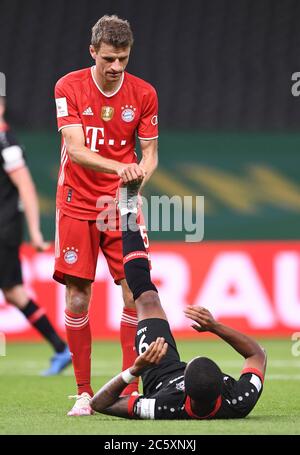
[223,370,264,418]
[0,131,26,174]
[54,79,82,132]
[137,86,158,141]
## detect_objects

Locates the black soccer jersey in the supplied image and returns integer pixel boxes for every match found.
[129,367,264,420]
[0,124,26,245]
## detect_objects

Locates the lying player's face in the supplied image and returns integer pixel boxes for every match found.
[91,43,130,82]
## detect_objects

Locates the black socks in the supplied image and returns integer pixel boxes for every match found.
[21,300,66,353]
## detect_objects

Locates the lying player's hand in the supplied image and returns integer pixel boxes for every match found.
[117,163,146,184]
[184,306,217,332]
[131,337,168,375]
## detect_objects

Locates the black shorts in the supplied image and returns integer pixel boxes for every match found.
[135,318,187,395]
[0,243,23,289]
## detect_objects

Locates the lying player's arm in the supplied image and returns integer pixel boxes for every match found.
[184,306,267,377]
[138,138,158,192]
[91,338,168,417]
[62,126,145,183]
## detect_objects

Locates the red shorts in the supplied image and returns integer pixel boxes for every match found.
[53,209,149,285]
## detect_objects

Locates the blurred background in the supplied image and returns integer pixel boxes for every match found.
[1,0,300,339]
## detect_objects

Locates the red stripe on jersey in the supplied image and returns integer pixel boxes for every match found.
[241,368,264,384]
[184,395,222,419]
[123,251,148,264]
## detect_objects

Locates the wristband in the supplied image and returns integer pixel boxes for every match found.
[121,368,136,384]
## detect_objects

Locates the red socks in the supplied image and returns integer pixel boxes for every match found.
[120,308,139,396]
[65,309,93,397]
[65,307,138,397]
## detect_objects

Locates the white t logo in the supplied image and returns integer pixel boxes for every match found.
[86,126,104,152]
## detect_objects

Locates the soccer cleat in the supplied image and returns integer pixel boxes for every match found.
[67,392,94,416]
[120,390,140,398]
[116,181,141,216]
[41,346,72,376]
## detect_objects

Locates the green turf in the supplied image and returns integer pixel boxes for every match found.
[0,339,299,435]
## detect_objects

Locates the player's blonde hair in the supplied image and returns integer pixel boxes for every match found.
[91,15,134,51]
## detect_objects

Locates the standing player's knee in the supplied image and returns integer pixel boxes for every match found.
[66,278,91,313]
[123,289,135,309]
[120,279,136,309]
[68,293,89,313]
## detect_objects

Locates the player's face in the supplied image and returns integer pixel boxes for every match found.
[90,43,130,83]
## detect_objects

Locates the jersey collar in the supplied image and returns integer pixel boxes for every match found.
[91,66,124,98]
[185,395,222,419]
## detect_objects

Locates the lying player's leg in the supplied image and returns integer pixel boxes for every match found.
[118,184,186,393]
[119,279,139,396]
[100,228,139,395]
[100,202,158,396]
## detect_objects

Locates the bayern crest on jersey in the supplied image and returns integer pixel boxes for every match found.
[121,105,136,122]
[63,247,79,264]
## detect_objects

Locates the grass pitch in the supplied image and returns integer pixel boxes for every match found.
[0,339,299,435]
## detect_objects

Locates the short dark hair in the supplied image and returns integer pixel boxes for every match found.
[184,357,223,405]
[91,15,134,51]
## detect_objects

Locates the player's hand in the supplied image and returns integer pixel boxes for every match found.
[130,337,168,376]
[117,163,146,184]
[184,306,217,332]
[30,231,50,252]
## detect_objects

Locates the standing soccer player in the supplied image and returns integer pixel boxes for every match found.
[0,96,71,375]
[54,15,159,415]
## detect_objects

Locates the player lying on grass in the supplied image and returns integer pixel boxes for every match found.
[91,182,267,419]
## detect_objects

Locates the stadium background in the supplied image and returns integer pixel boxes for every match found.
[1,0,300,340]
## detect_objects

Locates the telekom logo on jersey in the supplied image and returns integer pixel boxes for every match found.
[85,126,126,151]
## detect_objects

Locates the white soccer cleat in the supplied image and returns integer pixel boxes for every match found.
[67,392,94,416]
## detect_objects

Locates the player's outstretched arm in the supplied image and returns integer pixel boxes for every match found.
[91,338,168,418]
[184,306,267,377]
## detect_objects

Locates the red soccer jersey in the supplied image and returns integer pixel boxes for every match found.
[55,66,158,220]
